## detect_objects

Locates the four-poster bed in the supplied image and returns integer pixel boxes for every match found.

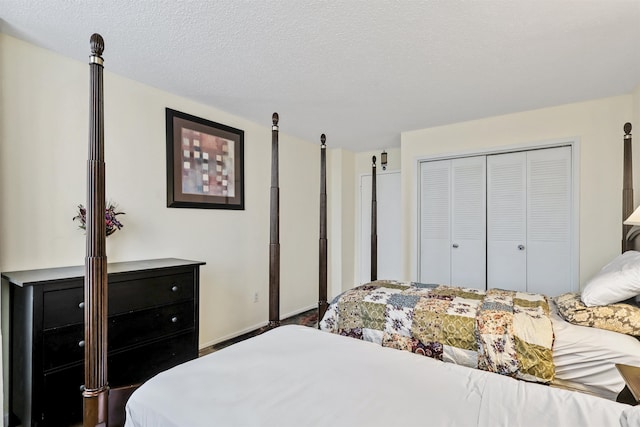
[77,35,205,427]
[73,33,639,426]
[370,155,377,282]
[623,122,634,251]
[269,113,280,328]
[84,32,109,426]
[318,134,329,320]
[123,113,640,424]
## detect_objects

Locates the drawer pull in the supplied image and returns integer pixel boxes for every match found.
[78,340,85,348]
[171,285,179,292]
[171,316,178,323]
[79,301,85,309]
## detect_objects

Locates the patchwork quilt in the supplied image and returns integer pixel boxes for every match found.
[319,280,555,383]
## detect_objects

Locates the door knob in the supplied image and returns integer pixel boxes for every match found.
[518,245,525,250]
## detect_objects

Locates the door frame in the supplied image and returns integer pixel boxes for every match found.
[413,138,580,292]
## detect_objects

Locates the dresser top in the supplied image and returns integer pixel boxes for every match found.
[2,258,205,287]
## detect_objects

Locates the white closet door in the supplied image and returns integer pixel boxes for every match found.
[526,146,572,296]
[359,172,402,283]
[487,152,527,291]
[419,160,451,284]
[450,156,486,289]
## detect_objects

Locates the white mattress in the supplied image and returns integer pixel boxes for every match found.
[125,325,638,427]
[550,300,640,400]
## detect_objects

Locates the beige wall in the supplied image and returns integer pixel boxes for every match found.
[401,96,633,288]
[0,34,325,414]
[632,83,640,207]
[327,148,356,295]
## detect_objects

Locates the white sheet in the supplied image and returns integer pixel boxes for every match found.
[551,301,640,400]
[125,325,635,427]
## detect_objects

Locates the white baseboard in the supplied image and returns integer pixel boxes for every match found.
[198,303,316,350]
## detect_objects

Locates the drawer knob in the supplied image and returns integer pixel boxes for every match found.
[171,285,179,292]
[78,301,85,309]
[171,316,178,323]
[78,340,85,348]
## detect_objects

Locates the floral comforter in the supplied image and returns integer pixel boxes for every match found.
[319,280,555,383]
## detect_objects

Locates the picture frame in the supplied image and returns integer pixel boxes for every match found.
[166,108,245,210]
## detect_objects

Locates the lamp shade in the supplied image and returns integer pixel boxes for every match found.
[624,206,640,226]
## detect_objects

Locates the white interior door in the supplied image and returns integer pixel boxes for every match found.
[360,171,402,284]
[526,146,572,296]
[450,156,486,288]
[487,152,527,291]
[419,160,451,284]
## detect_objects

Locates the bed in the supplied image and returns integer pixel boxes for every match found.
[319,130,640,401]
[319,279,640,401]
[124,325,639,427]
[314,122,640,401]
[79,34,640,426]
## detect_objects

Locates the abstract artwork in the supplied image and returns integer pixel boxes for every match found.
[166,108,244,209]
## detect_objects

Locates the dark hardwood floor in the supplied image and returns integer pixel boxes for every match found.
[199,308,318,356]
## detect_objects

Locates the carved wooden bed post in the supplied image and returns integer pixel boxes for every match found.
[623,122,633,252]
[84,33,109,426]
[318,134,328,322]
[269,113,280,328]
[371,155,377,281]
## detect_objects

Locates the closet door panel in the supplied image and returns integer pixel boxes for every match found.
[419,160,451,284]
[526,147,572,295]
[451,156,486,289]
[487,152,527,291]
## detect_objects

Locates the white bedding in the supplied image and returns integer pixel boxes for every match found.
[125,325,638,427]
[550,300,640,400]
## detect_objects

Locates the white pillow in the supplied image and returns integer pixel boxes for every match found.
[581,250,640,306]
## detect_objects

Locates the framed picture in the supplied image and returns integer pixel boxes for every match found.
[166,108,244,210]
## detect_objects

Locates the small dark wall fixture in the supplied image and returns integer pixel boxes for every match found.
[166,108,245,209]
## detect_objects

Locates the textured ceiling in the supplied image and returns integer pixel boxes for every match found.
[2,0,640,152]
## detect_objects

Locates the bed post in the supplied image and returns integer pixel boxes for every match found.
[84,33,109,427]
[371,155,377,281]
[269,113,280,328]
[318,134,328,323]
[623,122,633,252]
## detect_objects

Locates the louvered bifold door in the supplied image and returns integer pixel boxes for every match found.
[487,152,527,291]
[419,160,451,284]
[450,156,486,289]
[526,146,572,295]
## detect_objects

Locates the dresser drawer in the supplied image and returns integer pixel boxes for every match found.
[42,284,84,329]
[42,364,84,426]
[42,301,195,371]
[108,331,196,386]
[109,272,194,314]
[43,272,194,329]
[110,300,194,350]
[42,323,84,371]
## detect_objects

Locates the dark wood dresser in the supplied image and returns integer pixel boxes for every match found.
[3,258,205,427]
